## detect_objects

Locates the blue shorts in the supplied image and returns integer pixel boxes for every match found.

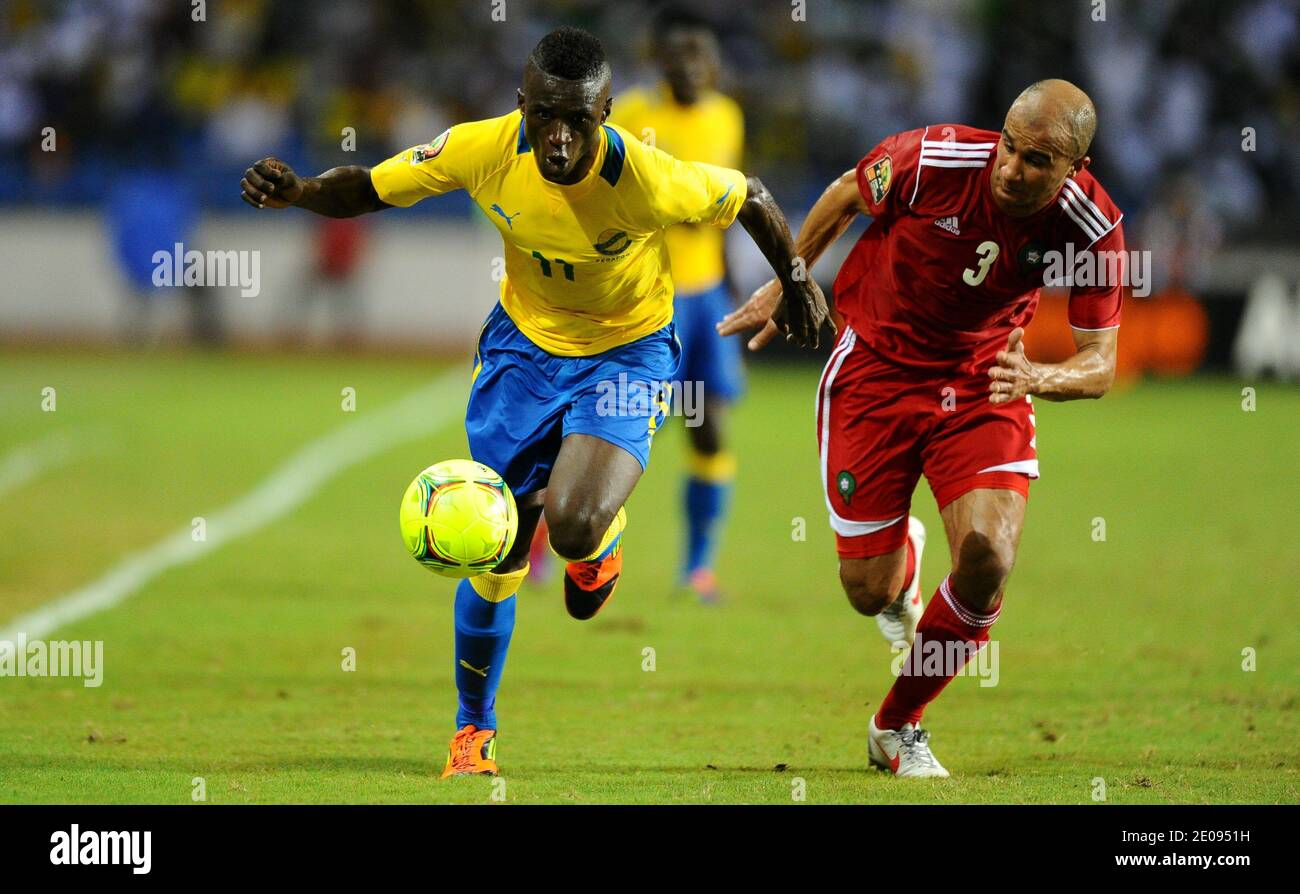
[674,281,746,402]
[465,303,683,496]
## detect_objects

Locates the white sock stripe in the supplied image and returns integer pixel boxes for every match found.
[940,576,1001,628]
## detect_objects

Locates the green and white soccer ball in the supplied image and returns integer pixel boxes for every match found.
[399,459,518,578]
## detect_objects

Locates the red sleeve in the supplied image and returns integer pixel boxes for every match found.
[854,128,923,224]
[1066,218,1125,330]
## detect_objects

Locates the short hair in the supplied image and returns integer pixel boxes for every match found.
[652,4,716,41]
[528,26,609,82]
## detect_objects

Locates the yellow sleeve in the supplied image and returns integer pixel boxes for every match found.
[639,142,748,229]
[370,117,504,207]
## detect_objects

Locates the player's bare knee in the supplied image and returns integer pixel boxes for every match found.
[953,530,1016,602]
[546,505,606,560]
[839,562,900,616]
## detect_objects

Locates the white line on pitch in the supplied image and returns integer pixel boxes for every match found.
[0,371,466,643]
[0,430,94,499]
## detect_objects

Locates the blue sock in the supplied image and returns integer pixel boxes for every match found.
[453,578,515,730]
[684,475,731,575]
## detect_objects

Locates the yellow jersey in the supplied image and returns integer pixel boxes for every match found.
[610,85,744,294]
[370,110,747,356]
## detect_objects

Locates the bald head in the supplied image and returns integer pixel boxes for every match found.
[1008,79,1096,159]
[990,79,1098,217]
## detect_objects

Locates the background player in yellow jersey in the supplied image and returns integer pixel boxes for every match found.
[611,7,745,603]
[239,27,831,777]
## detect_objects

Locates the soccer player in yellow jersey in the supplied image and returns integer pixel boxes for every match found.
[239,27,831,777]
[612,8,745,603]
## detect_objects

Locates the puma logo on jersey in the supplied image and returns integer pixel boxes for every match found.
[490,204,521,229]
[459,659,490,677]
[935,215,961,235]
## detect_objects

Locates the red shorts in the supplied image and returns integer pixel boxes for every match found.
[816,325,1037,559]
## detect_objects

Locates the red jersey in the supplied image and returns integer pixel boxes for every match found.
[833,124,1125,375]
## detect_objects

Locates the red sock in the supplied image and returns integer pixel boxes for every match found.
[876,575,1000,730]
[900,536,917,595]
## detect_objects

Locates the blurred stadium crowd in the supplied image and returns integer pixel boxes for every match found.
[3,1,1296,237]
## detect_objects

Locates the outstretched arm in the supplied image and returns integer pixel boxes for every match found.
[734,174,834,349]
[988,326,1118,403]
[241,158,391,218]
[721,169,864,350]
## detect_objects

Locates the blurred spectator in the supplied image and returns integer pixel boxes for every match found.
[105,170,224,347]
[0,0,1294,246]
[279,217,369,349]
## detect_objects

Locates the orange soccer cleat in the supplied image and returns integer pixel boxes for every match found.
[563,544,623,620]
[440,724,499,778]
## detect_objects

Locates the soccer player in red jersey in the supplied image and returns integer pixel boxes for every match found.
[721,80,1124,777]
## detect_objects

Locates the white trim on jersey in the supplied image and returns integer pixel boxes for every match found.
[975,459,1040,478]
[922,140,997,150]
[1057,193,1103,242]
[829,511,908,538]
[1069,324,1121,332]
[1058,177,1122,249]
[920,147,992,159]
[912,128,993,207]
[919,158,989,168]
[816,327,906,539]
[910,126,931,207]
[1063,178,1113,233]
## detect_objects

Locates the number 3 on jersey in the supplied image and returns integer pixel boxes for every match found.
[962,240,999,286]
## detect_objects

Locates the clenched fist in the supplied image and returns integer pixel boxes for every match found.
[241,158,305,209]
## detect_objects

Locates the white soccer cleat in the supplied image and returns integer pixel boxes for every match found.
[868,715,950,778]
[876,516,926,649]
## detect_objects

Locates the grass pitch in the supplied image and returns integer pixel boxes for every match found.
[0,349,1296,804]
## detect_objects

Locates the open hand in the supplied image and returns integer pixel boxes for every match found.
[717,276,835,351]
[988,327,1038,403]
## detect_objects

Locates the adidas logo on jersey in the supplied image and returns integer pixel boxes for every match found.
[934,216,961,235]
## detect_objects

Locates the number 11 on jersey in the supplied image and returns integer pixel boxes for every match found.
[532,251,575,281]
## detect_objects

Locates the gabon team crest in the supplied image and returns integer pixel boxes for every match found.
[410,128,450,164]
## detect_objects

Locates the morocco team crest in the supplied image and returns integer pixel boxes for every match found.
[865,155,892,204]
[836,471,857,505]
[410,129,450,164]
[1017,241,1049,276]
